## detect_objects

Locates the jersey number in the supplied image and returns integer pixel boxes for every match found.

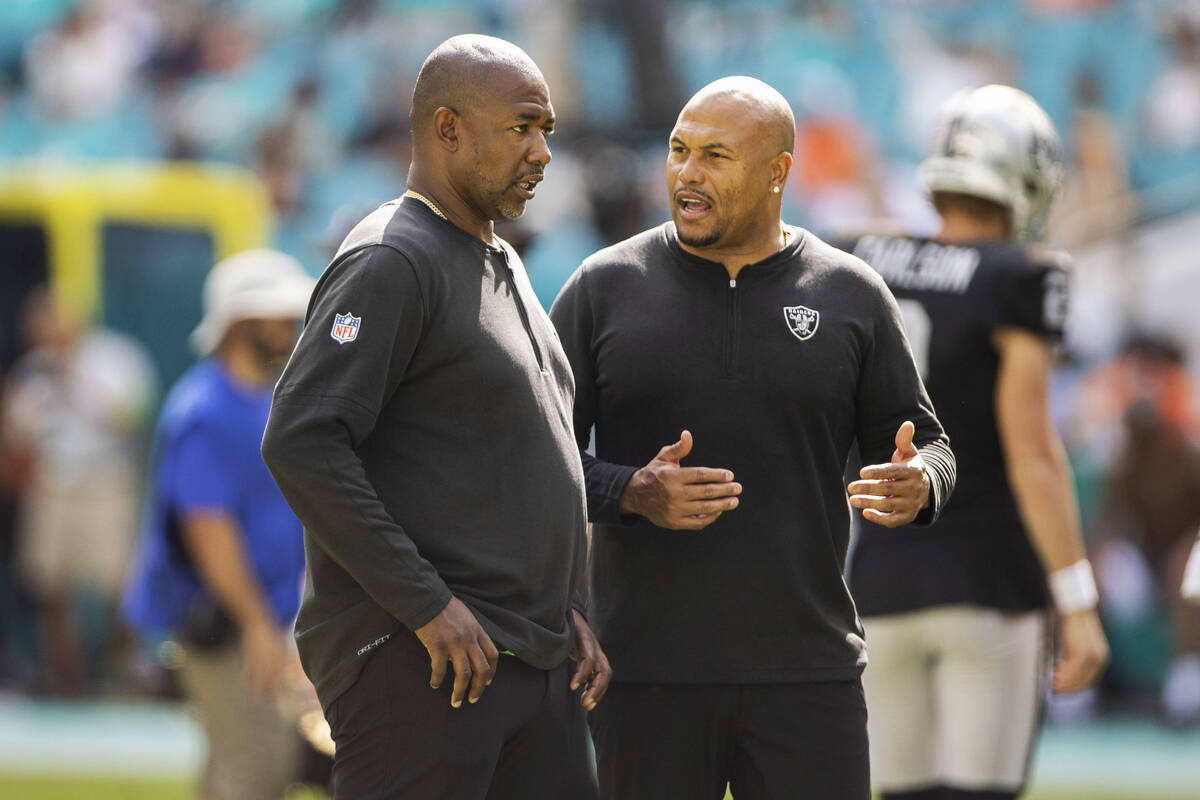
[1043,269,1069,332]
[896,299,932,381]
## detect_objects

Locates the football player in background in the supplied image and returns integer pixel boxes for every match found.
[840,85,1110,800]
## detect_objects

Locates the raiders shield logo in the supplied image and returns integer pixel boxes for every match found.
[783,305,819,341]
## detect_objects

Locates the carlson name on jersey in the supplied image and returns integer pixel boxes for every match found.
[840,232,1069,616]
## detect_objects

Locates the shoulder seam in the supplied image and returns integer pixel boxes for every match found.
[334,243,430,328]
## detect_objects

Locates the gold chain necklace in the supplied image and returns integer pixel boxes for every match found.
[403,189,448,220]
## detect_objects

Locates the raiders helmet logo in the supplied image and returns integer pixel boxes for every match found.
[783,305,819,341]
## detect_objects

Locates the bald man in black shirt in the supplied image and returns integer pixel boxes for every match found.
[551,77,956,800]
[264,35,608,799]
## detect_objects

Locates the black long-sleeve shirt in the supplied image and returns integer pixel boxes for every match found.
[549,223,955,684]
[262,198,588,709]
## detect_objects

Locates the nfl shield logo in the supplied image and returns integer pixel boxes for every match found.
[330,312,361,344]
[783,305,819,341]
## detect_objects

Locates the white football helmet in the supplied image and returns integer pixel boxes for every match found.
[917,84,1065,242]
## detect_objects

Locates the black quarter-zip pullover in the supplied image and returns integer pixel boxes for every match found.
[263,198,588,710]
[550,223,955,683]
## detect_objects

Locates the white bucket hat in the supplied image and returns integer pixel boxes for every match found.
[190,249,315,356]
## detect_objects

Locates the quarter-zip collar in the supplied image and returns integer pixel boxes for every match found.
[401,196,545,371]
[657,222,807,381]
[661,222,807,280]
[496,246,545,372]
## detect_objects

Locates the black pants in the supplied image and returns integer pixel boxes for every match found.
[327,629,596,800]
[589,680,870,800]
[884,790,1017,800]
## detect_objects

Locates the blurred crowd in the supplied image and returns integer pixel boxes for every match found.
[1,0,1199,727]
[3,1,1200,290]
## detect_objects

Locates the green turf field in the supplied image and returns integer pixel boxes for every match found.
[0,775,328,800]
[4,700,1197,800]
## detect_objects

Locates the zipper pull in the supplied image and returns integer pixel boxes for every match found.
[729,278,737,289]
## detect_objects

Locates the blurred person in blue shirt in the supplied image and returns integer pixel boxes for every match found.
[122,249,314,800]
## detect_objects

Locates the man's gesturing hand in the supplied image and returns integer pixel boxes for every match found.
[848,420,931,527]
[619,430,741,530]
[414,596,500,708]
[569,610,612,710]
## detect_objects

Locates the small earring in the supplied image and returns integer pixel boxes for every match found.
[771,185,781,194]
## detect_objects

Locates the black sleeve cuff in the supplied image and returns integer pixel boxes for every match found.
[583,456,639,524]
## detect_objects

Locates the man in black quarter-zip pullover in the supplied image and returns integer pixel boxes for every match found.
[262,35,609,800]
[550,77,956,800]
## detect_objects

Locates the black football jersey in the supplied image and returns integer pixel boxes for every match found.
[842,233,1068,615]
